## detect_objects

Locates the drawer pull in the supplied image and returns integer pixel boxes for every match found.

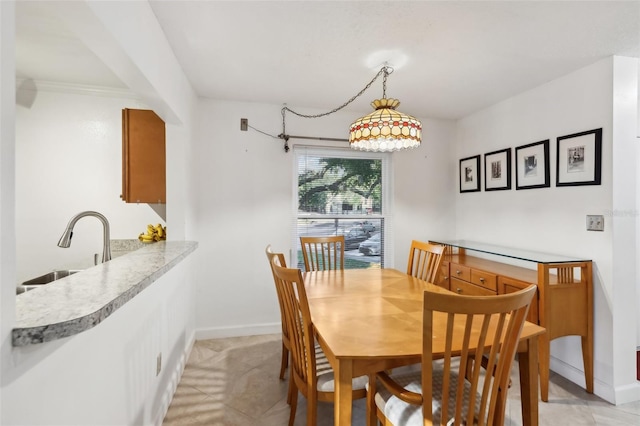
[479,278,485,282]
[456,270,461,275]
[456,288,462,294]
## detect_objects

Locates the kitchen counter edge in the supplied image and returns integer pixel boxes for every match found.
[12,240,198,346]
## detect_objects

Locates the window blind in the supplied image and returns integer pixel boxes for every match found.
[293,146,390,271]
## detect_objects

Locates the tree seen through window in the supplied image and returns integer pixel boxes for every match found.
[296,151,386,270]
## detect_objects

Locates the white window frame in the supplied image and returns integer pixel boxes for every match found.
[291,146,394,269]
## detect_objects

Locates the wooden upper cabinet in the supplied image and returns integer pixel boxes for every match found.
[121,108,166,204]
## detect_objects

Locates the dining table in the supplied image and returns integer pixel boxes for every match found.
[304,267,546,426]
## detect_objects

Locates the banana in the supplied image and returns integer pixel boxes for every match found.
[138,223,166,243]
[139,232,155,243]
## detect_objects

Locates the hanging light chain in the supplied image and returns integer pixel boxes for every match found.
[280,66,394,137]
[382,67,389,99]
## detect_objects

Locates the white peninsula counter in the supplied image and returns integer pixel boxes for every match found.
[13,240,198,346]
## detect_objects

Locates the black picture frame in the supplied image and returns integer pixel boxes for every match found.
[515,140,550,190]
[556,128,602,187]
[459,155,481,193]
[484,148,511,191]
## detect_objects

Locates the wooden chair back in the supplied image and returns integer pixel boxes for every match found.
[300,235,345,271]
[271,256,367,425]
[270,259,318,401]
[265,245,290,380]
[422,285,536,426]
[407,240,445,282]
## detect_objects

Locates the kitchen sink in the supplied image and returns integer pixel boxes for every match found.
[17,269,83,294]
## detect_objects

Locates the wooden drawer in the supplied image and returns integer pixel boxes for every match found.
[498,276,538,324]
[471,269,497,292]
[450,277,495,296]
[450,263,470,282]
[436,261,450,290]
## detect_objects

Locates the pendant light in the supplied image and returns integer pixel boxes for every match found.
[278,66,422,152]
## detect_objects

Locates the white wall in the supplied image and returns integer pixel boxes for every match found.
[392,118,457,269]
[0,2,17,423]
[15,87,163,283]
[456,56,640,404]
[191,98,456,338]
[611,56,640,403]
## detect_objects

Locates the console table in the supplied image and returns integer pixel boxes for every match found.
[429,239,593,402]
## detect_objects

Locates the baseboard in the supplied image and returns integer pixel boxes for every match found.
[549,356,615,403]
[614,381,640,405]
[195,322,281,340]
[549,356,587,387]
[550,353,640,405]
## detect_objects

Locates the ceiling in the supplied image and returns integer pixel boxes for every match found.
[15,1,640,120]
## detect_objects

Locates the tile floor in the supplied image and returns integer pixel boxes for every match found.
[163,334,640,426]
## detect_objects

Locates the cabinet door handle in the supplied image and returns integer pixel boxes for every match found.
[456,288,462,294]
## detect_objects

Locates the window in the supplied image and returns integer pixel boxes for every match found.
[294,147,390,270]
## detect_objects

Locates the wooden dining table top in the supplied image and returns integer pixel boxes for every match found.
[305,268,543,357]
[303,267,546,426]
[304,268,445,357]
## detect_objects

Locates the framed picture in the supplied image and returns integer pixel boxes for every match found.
[459,155,481,193]
[484,148,511,191]
[556,128,602,187]
[515,140,550,190]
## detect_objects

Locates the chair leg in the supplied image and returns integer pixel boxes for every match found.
[307,390,318,426]
[366,374,378,426]
[307,402,318,426]
[288,385,298,426]
[284,345,289,369]
[286,368,294,405]
[279,342,288,380]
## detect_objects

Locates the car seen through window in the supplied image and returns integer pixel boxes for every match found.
[359,233,381,256]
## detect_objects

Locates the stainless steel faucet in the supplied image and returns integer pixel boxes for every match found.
[57,211,112,263]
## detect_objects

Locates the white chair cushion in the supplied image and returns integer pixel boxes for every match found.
[314,344,368,392]
[317,370,369,392]
[377,363,479,426]
[370,364,422,412]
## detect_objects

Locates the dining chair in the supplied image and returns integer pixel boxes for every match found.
[367,285,536,426]
[271,257,368,426]
[264,245,290,382]
[300,235,345,271]
[406,240,445,283]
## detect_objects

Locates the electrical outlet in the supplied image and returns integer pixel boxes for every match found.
[240,118,248,131]
[156,353,162,376]
[586,215,604,231]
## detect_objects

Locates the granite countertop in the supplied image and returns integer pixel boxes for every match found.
[13,240,198,346]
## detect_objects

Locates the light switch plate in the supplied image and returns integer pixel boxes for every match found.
[586,215,604,231]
